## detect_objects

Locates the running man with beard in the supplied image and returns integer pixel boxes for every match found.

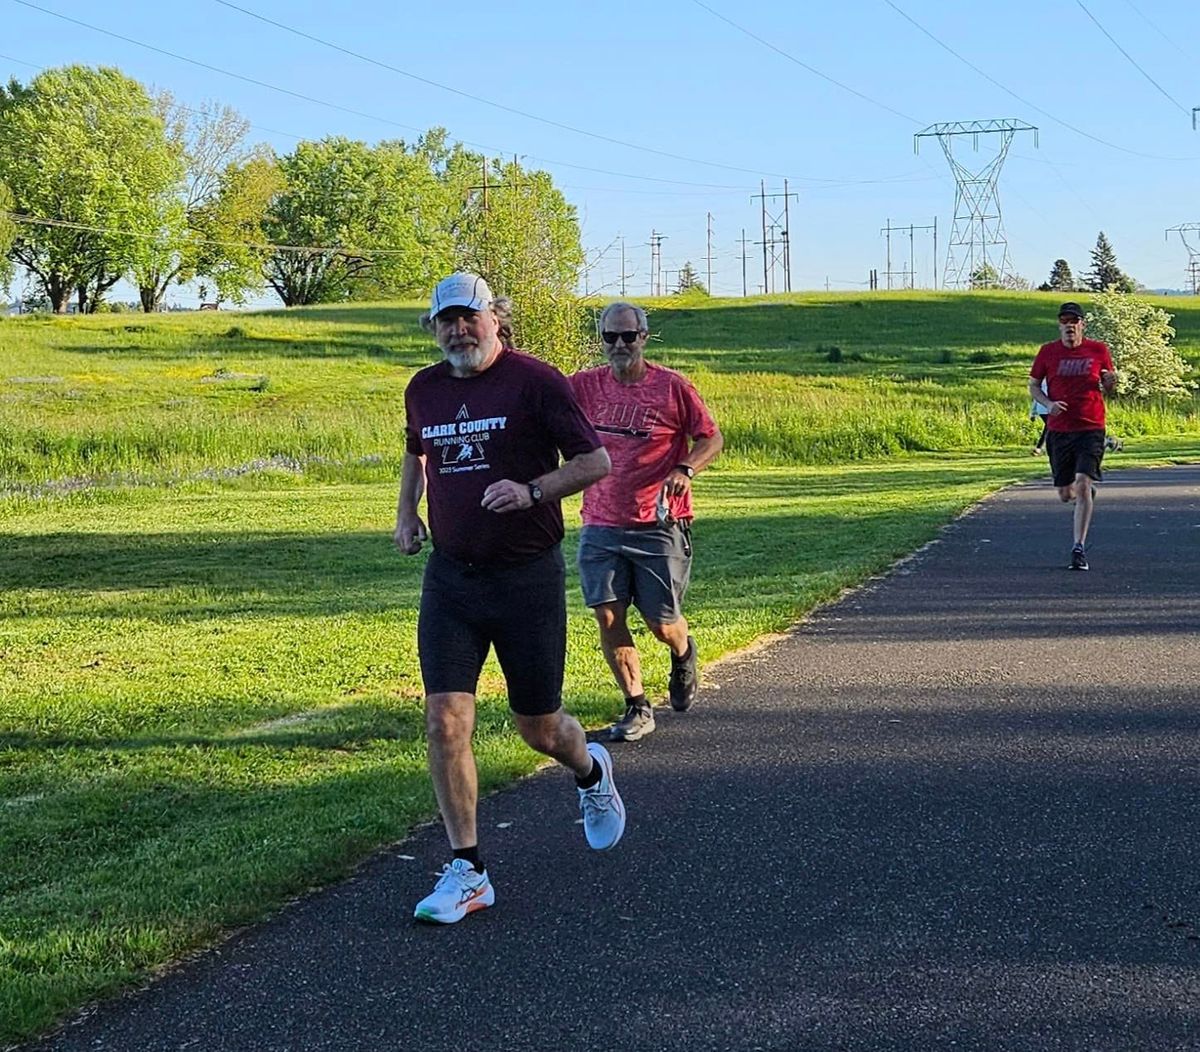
[1028,301,1117,571]
[396,273,625,924]
[570,301,722,742]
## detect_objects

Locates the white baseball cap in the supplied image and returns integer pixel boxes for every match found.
[429,272,494,318]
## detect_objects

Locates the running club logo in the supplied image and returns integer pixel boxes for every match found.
[421,404,508,474]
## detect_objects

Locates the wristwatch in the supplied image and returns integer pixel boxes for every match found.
[674,464,695,479]
[528,482,543,505]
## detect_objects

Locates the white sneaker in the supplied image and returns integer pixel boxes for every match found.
[578,742,626,850]
[413,859,495,924]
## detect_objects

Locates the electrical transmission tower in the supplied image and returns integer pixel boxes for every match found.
[751,180,798,293]
[1165,224,1200,294]
[915,119,1037,290]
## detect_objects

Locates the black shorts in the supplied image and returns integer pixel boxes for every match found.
[418,545,566,716]
[1046,429,1105,488]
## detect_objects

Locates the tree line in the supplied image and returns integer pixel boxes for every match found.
[1037,232,1138,294]
[0,64,583,324]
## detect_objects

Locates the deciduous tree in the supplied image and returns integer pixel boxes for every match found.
[262,137,450,306]
[0,65,184,313]
[455,156,588,372]
[190,150,282,305]
[131,96,252,312]
[0,180,15,291]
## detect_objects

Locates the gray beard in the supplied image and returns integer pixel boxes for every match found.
[609,354,639,379]
[445,345,488,373]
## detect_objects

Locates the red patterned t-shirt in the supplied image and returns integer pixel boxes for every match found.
[569,362,718,526]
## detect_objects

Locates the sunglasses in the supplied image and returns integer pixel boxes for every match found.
[601,330,643,345]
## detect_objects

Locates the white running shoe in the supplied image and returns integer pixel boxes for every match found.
[578,742,626,850]
[413,859,495,924]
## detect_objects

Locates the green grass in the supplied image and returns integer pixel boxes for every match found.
[4,291,1198,489]
[2,291,1200,1043]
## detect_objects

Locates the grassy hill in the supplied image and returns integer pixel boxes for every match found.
[2,291,1199,1043]
[3,290,1198,494]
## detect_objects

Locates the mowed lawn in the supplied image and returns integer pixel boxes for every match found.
[2,291,1199,1043]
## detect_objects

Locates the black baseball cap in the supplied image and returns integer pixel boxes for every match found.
[1057,302,1084,319]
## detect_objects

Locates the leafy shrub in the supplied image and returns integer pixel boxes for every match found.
[1086,290,1195,398]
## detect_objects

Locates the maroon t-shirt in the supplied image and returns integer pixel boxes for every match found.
[404,348,603,565]
[1030,338,1114,432]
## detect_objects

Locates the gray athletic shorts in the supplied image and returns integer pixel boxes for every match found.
[577,522,692,625]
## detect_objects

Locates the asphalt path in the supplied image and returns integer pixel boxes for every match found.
[26,465,1200,1052]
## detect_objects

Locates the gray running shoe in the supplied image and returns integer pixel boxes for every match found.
[668,636,698,711]
[578,743,625,851]
[610,701,655,742]
[413,859,494,924]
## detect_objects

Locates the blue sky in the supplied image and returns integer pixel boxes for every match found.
[2,0,1199,303]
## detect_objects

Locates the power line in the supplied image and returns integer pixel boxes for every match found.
[0,49,319,146]
[3,211,419,255]
[689,0,921,125]
[211,0,793,180]
[5,3,754,192]
[0,34,951,193]
[1119,0,1198,64]
[881,0,1199,162]
[1075,0,1192,117]
[2,49,786,208]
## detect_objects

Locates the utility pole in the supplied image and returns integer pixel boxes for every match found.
[647,230,667,296]
[881,218,937,289]
[752,181,800,293]
[736,228,751,297]
[932,216,938,289]
[783,179,793,291]
[706,212,714,292]
[882,218,893,290]
[467,158,530,275]
[1194,107,1199,130]
[915,119,1037,288]
[759,181,768,294]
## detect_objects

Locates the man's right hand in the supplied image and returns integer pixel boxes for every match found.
[1049,400,1068,416]
[394,514,428,555]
